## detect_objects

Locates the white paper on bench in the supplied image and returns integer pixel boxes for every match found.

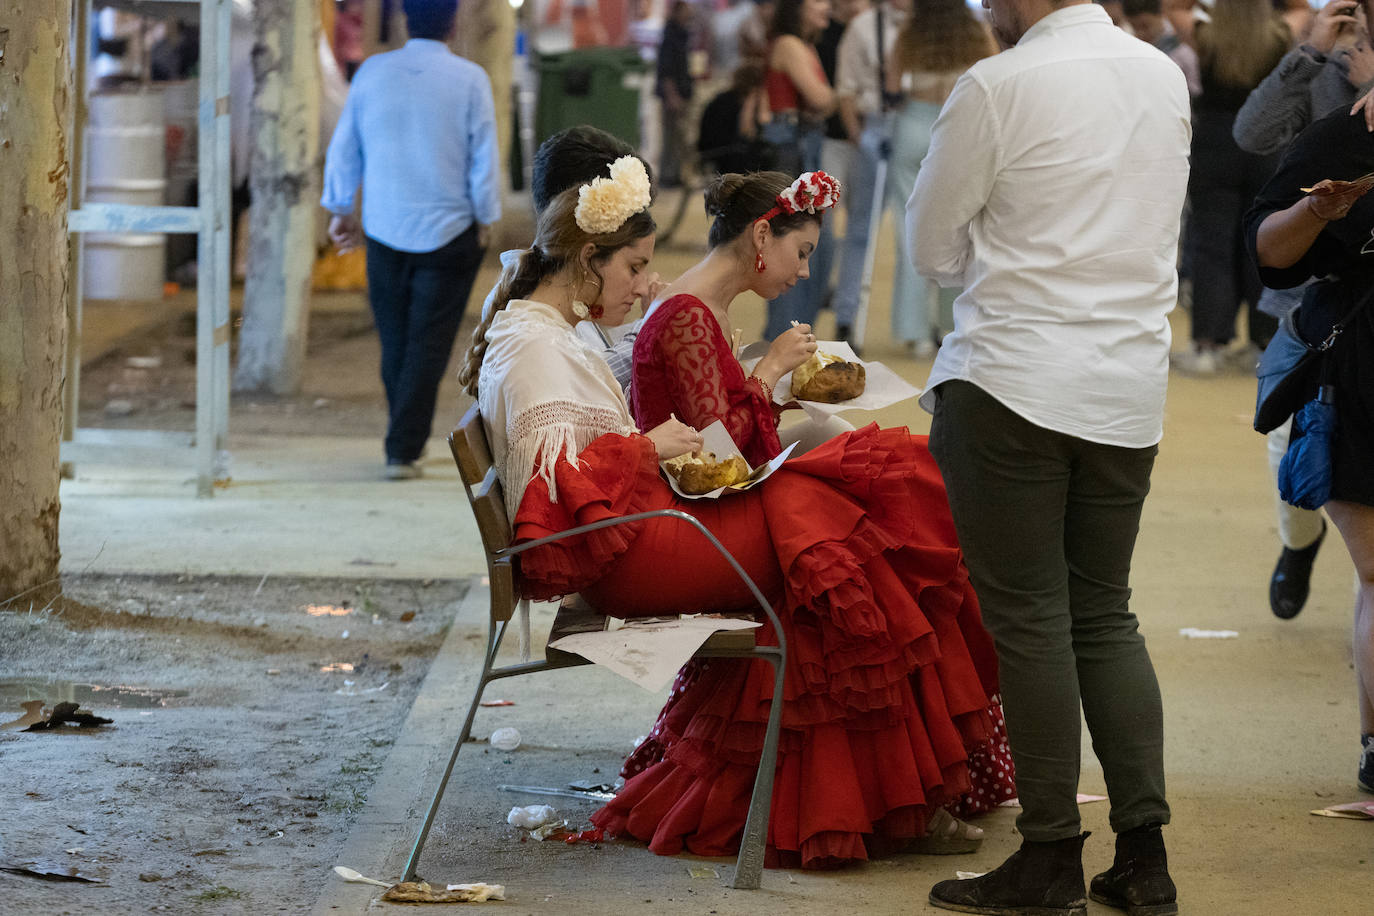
[548,616,761,691]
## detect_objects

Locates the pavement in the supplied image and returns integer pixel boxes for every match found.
[56,203,1371,914]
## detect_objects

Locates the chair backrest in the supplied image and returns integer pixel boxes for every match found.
[450,404,520,623]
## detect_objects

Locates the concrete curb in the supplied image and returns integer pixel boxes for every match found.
[311,577,488,914]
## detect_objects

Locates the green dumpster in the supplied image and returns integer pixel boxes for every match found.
[533,47,648,149]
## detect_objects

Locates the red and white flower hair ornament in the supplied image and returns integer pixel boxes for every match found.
[758,171,842,222]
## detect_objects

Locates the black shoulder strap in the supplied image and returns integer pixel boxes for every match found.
[875,6,887,112]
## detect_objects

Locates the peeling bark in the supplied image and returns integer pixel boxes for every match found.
[0,1,72,606]
[233,0,321,396]
[454,0,515,188]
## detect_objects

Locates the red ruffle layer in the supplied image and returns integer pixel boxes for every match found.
[512,424,1010,868]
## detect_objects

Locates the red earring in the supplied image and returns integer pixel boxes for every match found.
[755,252,766,273]
[588,302,604,319]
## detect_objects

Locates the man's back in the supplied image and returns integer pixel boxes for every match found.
[323,39,499,253]
[933,15,1189,318]
[910,4,1190,447]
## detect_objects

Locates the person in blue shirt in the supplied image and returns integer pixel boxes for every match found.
[321,0,502,479]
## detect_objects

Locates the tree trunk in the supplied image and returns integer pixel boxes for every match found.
[0,2,73,608]
[454,0,515,192]
[233,0,321,396]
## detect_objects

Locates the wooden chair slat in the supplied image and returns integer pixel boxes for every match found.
[450,411,488,488]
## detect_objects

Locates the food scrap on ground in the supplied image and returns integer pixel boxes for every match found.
[381,881,505,903]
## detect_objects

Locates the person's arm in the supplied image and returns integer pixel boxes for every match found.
[1233,47,1326,154]
[321,74,365,250]
[834,17,865,140]
[1256,181,1372,268]
[466,69,502,239]
[1353,85,1374,131]
[1235,2,1363,153]
[773,35,836,115]
[603,322,637,393]
[739,87,765,138]
[657,303,781,460]
[906,70,999,286]
[838,96,862,143]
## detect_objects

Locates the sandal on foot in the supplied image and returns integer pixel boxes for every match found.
[910,808,984,855]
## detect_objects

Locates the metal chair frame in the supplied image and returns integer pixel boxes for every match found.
[404,404,788,889]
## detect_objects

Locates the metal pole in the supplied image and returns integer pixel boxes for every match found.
[195,0,232,496]
[851,133,890,350]
[63,0,92,444]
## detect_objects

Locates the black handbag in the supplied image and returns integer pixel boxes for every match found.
[1254,287,1370,434]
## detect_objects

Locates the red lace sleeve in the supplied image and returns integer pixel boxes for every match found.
[654,297,782,466]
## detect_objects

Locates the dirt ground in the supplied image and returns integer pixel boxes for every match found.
[0,574,465,914]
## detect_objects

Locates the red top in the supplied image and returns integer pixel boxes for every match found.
[630,293,782,467]
[765,39,825,114]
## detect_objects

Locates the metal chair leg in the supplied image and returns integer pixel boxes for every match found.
[731,647,786,890]
[403,626,505,881]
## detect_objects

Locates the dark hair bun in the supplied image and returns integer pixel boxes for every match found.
[704,171,810,249]
[703,173,750,220]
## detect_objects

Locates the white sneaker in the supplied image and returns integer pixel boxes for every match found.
[384,461,422,480]
[1170,347,1220,376]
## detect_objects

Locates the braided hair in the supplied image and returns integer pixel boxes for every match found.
[458,187,655,396]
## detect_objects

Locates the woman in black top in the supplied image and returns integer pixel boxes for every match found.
[1168,0,1291,372]
[1246,106,1374,793]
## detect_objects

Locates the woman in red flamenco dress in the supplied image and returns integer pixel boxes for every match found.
[461,158,1008,871]
[626,171,1016,833]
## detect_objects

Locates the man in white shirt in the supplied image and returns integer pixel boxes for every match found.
[832,0,907,346]
[908,2,1189,914]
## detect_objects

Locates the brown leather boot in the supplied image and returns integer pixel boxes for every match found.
[1088,823,1178,916]
[928,831,1089,915]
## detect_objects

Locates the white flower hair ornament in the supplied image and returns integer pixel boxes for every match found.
[759,171,842,222]
[574,156,653,234]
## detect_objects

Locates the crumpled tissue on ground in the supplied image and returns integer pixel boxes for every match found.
[507,804,558,829]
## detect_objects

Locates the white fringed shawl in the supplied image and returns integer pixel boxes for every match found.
[477,300,639,523]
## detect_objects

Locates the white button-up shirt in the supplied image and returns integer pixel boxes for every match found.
[907,4,1191,448]
[321,39,502,253]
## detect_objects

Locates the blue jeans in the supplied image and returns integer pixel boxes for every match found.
[889,100,957,344]
[832,121,886,327]
[365,226,484,463]
[762,119,835,340]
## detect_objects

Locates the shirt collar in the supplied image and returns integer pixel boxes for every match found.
[404,38,452,54]
[1018,2,1109,46]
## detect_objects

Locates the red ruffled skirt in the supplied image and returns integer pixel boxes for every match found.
[513,423,1012,869]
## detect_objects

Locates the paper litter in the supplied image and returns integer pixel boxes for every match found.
[1178,627,1239,639]
[507,804,558,829]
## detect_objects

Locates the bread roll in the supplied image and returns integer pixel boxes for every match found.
[664,450,751,494]
[791,351,866,402]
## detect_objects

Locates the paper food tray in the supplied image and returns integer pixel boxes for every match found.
[744,340,923,421]
[660,420,797,499]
